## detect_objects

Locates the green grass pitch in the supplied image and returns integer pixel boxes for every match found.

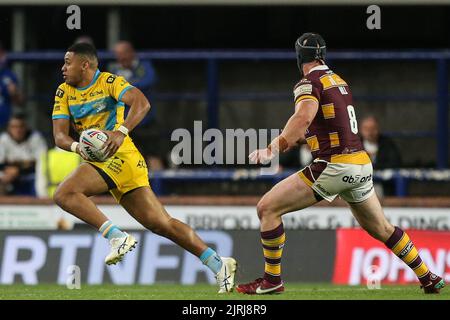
[0,283,448,300]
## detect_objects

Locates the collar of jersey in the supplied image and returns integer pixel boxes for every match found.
[307,64,329,75]
[76,69,101,91]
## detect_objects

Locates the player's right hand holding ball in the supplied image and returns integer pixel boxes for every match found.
[101,130,125,158]
[76,144,91,161]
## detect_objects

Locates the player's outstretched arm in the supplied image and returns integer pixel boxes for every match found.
[102,87,151,157]
[249,99,318,164]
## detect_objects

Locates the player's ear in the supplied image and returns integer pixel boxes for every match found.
[81,59,89,72]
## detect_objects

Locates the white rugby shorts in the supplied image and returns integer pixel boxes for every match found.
[298,159,375,203]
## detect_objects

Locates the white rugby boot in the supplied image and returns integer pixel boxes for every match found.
[105,232,138,265]
[215,257,237,293]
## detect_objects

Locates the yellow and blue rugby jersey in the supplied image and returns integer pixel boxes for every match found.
[52,69,136,151]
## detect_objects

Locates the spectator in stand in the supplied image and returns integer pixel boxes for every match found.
[360,115,402,169]
[110,40,164,170]
[0,113,47,195]
[110,41,157,92]
[0,41,23,129]
[360,115,402,197]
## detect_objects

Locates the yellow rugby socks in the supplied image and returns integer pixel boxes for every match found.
[385,226,431,284]
[261,223,285,285]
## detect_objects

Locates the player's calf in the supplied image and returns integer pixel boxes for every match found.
[384,226,445,293]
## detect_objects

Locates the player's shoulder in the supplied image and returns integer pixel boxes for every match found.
[293,75,321,97]
[55,82,71,98]
[294,73,322,89]
[98,71,122,85]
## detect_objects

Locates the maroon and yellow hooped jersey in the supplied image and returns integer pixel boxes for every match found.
[293,64,370,165]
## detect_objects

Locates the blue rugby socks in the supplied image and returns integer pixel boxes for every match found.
[99,221,126,240]
[200,247,223,274]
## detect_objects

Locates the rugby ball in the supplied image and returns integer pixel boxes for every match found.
[79,129,109,162]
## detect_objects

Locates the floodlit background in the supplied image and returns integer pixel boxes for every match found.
[0,1,449,292]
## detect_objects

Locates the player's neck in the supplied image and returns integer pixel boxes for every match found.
[302,61,324,76]
[77,69,97,89]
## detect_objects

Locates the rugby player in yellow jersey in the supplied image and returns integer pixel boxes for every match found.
[52,43,236,293]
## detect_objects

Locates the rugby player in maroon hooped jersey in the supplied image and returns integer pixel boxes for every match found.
[236,33,445,295]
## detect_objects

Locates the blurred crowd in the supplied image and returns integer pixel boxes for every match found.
[0,37,403,198]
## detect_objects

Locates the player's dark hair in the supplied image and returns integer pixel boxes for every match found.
[68,42,97,58]
[67,42,98,68]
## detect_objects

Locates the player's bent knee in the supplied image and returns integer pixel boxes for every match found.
[256,199,274,221]
[53,187,70,208]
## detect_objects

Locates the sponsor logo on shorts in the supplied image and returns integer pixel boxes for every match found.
[107,156,124,174]
[361,186,374,197]
[137,160,147,169]
[342,174,372,184]
[315,184,331,196]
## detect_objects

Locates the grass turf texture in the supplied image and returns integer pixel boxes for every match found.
[0,283,448,300]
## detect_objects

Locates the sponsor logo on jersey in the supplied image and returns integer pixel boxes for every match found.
[294,84,313,97]
[106,75,117,83]
[56,88,65,98]
[90,90,104,97]
[93,101,107,112]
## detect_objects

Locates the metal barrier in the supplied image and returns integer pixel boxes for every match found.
[149,168,450,197]
[8,168,450,197]
[7,49,449,168]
